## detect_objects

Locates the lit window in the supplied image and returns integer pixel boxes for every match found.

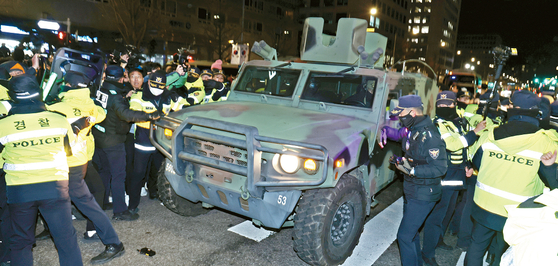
[425,7,431,13]
[414,7,421,13]
[422,17,428,23]
[421,26,429,33]
[419,57,426,61]
[411,38,419,43]
[408,19,412,23]
[414,16,421,23]
[425,0,431,2]
[448,21,454,30]
[416,0,422,2]
[412,25,419,34]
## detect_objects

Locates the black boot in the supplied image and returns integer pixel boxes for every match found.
[91,242,125,264]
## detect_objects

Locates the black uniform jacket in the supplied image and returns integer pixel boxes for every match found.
[92,80,150,149]
[401,115,448,202]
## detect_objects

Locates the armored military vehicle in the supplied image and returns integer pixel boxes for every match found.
[151,17,438,265]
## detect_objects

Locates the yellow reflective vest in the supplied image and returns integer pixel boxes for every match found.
[185,78,205,105]
[470,127,558,217]
[0,111,75,186]
[48,88,106,166]
[129,91,186,129]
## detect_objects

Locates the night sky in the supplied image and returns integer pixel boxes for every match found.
[458,0,558,61]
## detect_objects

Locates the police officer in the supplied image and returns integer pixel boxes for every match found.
[0,98,11,266]
[465,90,558,266]
[128,71,187,214]
[382,95,448,266]
[0,75,82,265]
[421,91,485,265]
[92,65,159,221]
[47,71,126,264]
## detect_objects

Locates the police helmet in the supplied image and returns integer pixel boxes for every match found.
[8,75,42,103]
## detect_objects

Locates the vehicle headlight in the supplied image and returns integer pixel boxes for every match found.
[303,159,319,175]
[279,154,300,174]
[164,128,173,140]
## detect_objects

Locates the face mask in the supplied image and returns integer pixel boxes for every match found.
[456,101,468,110]
[436,107,458,120]
[187,76,198,83]
[149,87,164,96]
[399,112,416,128]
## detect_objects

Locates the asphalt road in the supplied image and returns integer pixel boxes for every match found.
[31,178,465,266]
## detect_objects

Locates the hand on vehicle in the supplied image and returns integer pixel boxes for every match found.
[541,150,557,166]
[379,127,388,148]
[395,157,413,176]
[148,111,162,121]
[473,120,487,134]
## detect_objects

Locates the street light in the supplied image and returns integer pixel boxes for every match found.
[471,57,475,62]
[457,50,461,55]
[477,61,480,65]
[370,8,377,15]
[465,63,471,69]
[37,20,60,31]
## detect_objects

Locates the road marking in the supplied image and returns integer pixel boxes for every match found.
[228,221,276,242]
[342,197,404,266]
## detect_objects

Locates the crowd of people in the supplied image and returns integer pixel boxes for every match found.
[381,83,558,266]
[0,45,232,265]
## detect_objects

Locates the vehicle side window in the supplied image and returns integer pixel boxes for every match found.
[235,66,300,97]
[301,72,377,108]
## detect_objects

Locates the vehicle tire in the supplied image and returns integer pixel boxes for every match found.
[293,174,366,266]
[157,162,209,217]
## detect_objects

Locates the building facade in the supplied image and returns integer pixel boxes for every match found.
[455,34,503,81]
[0,0,301,62]
[406,0,461,78]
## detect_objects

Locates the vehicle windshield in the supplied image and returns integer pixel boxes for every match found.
[235,66,300,97]
[301,72,377,108]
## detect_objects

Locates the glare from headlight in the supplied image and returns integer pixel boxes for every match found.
[164,128,173,139]
[303,159,318,175]
[280,154,300,174]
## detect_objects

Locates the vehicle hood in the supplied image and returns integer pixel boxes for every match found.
[171,102,375,156]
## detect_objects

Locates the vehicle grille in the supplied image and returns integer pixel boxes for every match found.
[186,137,249,167]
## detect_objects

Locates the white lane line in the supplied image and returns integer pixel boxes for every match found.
[342,197,404,266]
[228,221,276,242]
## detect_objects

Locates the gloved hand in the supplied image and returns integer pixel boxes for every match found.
[203,80,224,90]
[379,126,408,148]
[71,116,91,135]
[395,157,413,176]
[147,111,163,121]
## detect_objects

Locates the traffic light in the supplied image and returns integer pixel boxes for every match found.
[57,31,66,41]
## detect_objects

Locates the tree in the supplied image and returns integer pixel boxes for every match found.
[198,15,239,61]
[99,0,160,48]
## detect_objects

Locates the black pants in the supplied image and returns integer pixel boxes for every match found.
[465,206,508,266]
[128,149,164,211]
[10,196,82,266]
[0,170,10,263]
[84,160,105,231]
[69,164,120,245]
[125,132,135,194]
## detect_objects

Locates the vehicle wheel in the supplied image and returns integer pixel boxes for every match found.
[157,162,209,217]
[293,174,366,266]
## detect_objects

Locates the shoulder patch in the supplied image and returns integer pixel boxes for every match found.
[429,148,440,159]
